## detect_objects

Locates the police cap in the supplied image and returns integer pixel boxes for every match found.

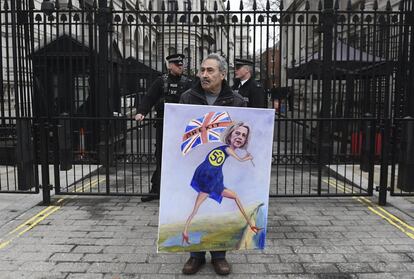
[234,58,254,68]
[166,53,185,65]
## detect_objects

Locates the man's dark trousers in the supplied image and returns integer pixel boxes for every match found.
[150,118,163,196]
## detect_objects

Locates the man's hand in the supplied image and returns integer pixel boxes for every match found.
[135,113,145,121]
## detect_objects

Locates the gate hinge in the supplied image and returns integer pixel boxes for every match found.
[39,184,54,190]
[375,186,392,192]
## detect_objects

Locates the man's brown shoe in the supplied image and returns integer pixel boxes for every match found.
[182,257,206,275]
[211,258,231,275]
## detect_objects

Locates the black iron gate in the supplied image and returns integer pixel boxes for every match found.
[1,0,413,205]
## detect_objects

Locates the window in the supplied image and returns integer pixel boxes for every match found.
[184,0,191,22]
[168,0,177,11]
[74,75,90,112]
[167,0,178,23]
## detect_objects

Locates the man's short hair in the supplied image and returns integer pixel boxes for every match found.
[202,53,228,73]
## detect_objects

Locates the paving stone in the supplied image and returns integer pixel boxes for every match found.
[352,245,388,254]
[54,262,90,272]
[0,271,68,279]
[286,275,319,279]
[230,263,267,273]
[72,245,105,253]
[248,254,280,263]
[312,253,347,263]
[357,273,396,279]
[116,253,149,263]
[0,260,24,271]
[82,253,118,262]
[95,238,127,246]
[369,262,409,272]
[302,263,339,274]
[358,238,391,245]
[286,233,316,239]
[279,254,313,263]
[230,275,288,279]
[267,263,304,274]
[0,252,54,261]
[403,262,414,271]
[389,238,414,245]
[147,253,183,264]
[87,231,116,238]
[124,263,160,274]
[323,245,357,254]
[140,275,176,279]
[337,262,373,273]
[294,226,320,233]
[263,246,293,254]
[318,226,347,232]
[293,246,326,254]
[88,262,126,273]
[67,273,104,279]
[65,238,99,245]
[221,253,248,263]
[49,253,84,262]
[268,232,287,239]
[17,261,56,272]
[383,245,414,253]
[158,263,186,274]
[103,245,136,254]
[389,272,414,279]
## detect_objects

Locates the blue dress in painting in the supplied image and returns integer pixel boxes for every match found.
[191,145,229,203]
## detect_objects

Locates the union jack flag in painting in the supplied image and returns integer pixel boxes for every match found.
[181,111,233,155]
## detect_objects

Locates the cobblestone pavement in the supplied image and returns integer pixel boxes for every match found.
[1,195,414,279]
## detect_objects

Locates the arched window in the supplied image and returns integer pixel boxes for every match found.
[152,41,157,64]
[184,47,191,68]
[168,47,176,55]
[134,28,142,59]
[144,35,150,62]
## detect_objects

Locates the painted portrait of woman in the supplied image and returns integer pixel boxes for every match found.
[157,104,274,252]
[182,122,261,245]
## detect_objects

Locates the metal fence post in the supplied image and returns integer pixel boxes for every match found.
[319,0,334,165]
[39,119,51,205]
[97,0,112,172]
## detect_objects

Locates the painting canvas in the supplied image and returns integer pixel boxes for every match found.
[157,104,275,252]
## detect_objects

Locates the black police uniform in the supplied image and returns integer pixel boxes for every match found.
[232,58,266,108]
[137,54,192,200]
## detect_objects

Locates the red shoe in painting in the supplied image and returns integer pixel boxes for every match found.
[250,226,262,234]
[182,232,190,245]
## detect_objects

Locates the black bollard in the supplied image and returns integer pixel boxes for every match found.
[58,113,73,171]
[16,119,35,190]
[397,117,414,192]
[360,113,374,172]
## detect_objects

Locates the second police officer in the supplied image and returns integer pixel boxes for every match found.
[232,58,266,108]
[135,54,193,202]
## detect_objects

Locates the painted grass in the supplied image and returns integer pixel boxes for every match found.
[158,204,260,252]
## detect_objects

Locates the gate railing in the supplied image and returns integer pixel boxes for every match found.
[0,0,413,205]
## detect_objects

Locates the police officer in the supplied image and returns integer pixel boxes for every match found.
[232,58,266,108]
[135,54,192,202]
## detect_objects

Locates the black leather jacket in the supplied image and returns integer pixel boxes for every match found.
[180,80,246,107]
[138,73,192,116]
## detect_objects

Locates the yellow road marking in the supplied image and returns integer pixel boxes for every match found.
[7,198,65,236]
[358,196,414,233]
[0,178,104,250]
[323,178,414,239]
[0,204,62,250]
[73,178,105,193]
[367,206,414,239]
